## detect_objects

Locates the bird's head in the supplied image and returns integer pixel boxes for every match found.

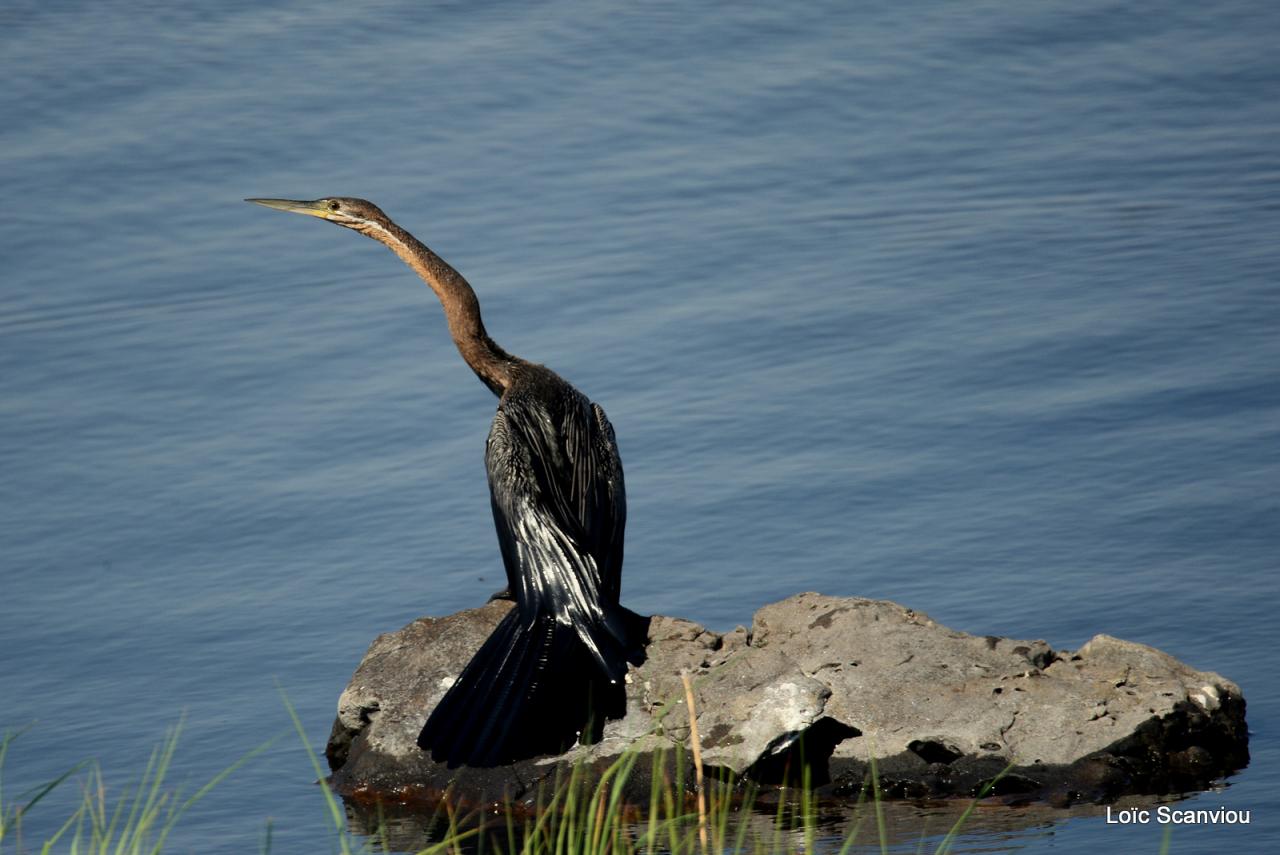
[245,196,392,234]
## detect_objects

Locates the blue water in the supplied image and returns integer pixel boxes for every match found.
[3,1,1278,852]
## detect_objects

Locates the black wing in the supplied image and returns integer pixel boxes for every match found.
[417,605,624,766]
[485,384,627,679]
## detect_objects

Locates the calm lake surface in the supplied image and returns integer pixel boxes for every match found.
[3,2,1278,852]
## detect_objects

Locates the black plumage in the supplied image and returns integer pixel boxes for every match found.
[418,365,639,765]
[246,196,643,767]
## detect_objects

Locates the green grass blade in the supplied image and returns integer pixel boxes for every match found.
[39,799,86,855]
[932,762,1012,855]
[148,731,279,855]
[869,752,887,855]
[277,683,348,839]
[19,760,91,817]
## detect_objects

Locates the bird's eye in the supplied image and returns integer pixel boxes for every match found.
[328,200,341,212]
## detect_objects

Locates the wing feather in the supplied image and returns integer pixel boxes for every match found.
[486,387,627,679]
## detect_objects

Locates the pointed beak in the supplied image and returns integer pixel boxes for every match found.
[245,198,330,218]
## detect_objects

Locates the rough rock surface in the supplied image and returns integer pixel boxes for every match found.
[326,593,1247,808]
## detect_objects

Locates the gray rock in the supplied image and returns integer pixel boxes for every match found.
[326,593,1247,808]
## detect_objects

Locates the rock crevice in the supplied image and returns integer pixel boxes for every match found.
[326,593,1247,807]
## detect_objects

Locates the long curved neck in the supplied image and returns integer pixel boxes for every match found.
[362,219,516,396]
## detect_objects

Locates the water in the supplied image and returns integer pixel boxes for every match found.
[2,1,1278,851]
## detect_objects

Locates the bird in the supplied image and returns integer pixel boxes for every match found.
[247,197,643,766]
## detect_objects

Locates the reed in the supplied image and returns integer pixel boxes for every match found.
[0,694,1048,855]
[0,721,269,855]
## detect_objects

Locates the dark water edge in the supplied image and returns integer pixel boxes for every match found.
[341,792,1209,855]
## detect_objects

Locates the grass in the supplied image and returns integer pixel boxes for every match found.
[370,742,1016,855]
[0,720,271,855]
[0,696,1057,855]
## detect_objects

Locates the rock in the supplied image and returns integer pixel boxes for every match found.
[325,593,1247,808]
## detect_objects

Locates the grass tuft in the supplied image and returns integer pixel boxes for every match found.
[4,696,1168,855]
[1,719,271,855]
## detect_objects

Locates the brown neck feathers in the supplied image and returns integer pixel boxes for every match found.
[362,219,515,396]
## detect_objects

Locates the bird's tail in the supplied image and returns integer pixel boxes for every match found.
[416,608,629,767]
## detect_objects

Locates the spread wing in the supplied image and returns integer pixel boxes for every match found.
[485,387,627,676]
